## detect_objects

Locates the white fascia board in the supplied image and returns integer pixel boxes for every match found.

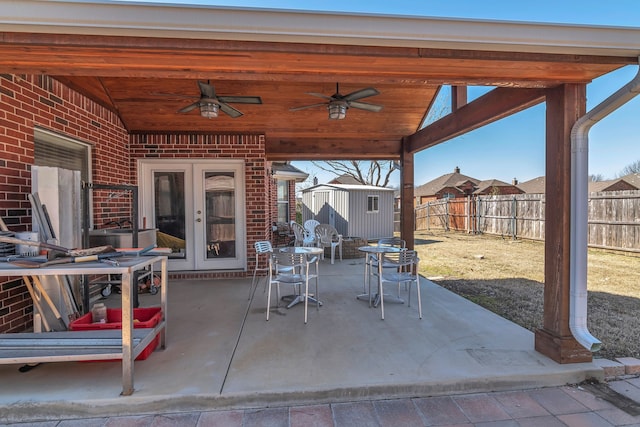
[1,0,640,57]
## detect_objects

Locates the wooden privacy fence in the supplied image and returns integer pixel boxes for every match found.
[415,190,640,253]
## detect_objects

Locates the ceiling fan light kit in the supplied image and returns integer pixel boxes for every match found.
[328,102,347,120]
[200,102,219,119]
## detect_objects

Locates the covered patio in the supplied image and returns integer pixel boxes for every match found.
[0,258,600,422]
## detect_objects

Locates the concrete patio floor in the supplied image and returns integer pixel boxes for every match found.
[0,256,603,423]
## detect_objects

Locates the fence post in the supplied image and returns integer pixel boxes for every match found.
[511,196,517,240]
[445,199,450,231]
[475,197,481,234]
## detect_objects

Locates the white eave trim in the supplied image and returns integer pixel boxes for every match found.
[2,0,640,57]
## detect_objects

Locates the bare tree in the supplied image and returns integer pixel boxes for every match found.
[618,160,640,177]
[311,160,397,187]
[588,173,605,182]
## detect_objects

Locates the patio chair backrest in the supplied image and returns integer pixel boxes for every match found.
[304,219,320,239]
[377,237,406,249]
[315,224,340,245]
[290,221,306,247]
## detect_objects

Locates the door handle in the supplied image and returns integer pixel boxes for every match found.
[196,218,202,222]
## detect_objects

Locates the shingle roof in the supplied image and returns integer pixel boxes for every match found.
[517,175,639,194]
[517,176,546,194]
[415,169,480,196]
[588,178,638,192]
[328,174,362,185]
[473,179,513,194]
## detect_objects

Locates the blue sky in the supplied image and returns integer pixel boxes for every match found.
[120,0,640,186]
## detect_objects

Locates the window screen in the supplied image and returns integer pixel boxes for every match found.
[33,128,90,182]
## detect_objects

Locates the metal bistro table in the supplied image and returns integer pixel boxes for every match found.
[278,246,323,308]
[357,245,405,308]
[0,255,167,396]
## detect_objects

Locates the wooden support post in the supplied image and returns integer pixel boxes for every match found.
[451,85,468,111]
[534,84,592,364]
[400,138,415,250]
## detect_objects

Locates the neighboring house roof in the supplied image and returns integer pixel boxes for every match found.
[414,167,480,197]
[588,178,638,192]
[303,184,395,192]
[328,174,362,185]
[517,176,546,194]
[473,179,521,195]
[621,173,640,188]
[517,175,639,194]
[271,162,309,182]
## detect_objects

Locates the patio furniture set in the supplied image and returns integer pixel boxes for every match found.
[251,232,422,324]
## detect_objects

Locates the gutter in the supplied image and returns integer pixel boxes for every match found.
[569,57,640,352]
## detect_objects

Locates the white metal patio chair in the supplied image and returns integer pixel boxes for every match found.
[377,250,422,320]
[266,251,320,323]
[249,240,273,300]
[314,223,343,264]
[364,237,406,293]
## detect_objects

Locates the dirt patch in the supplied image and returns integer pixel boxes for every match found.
[413,230,640,361]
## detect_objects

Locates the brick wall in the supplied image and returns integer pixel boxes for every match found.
[0,74,129,332]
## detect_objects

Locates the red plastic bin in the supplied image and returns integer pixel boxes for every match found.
[69,307,162,361]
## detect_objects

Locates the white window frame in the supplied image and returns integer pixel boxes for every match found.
[367,195,379,213]
[276,180,290,223]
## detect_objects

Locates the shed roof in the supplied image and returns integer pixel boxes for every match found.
[303,184,395,192]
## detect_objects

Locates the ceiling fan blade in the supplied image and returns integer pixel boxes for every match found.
[343,87,380,102]
[218,102,243,118]
[289,103,327,112]
[217,95,262,104]
[349,101,384,113]
[198,81,216,98]
[178,102,200,113]
[305,92,334,100]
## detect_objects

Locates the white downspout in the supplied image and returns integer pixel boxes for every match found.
[570,57,640,352]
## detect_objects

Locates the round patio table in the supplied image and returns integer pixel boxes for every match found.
[277,246,323,308]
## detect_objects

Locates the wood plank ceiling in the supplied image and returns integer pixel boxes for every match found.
[0,32,632,161]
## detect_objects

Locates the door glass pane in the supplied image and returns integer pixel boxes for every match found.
[205,172,236,259]
[154,171,186,258]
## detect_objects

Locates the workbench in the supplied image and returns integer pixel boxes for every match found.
[0,255,167,396]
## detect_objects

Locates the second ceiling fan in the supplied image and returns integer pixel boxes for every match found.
[290,83,383,120]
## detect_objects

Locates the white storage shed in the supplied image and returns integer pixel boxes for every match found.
[301,184,395,240]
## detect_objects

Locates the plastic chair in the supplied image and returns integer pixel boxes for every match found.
[266,251,320,323]
[303,219,320,246]
[249,240,274,300]
[378,250,422,320]
[314,224,343,264]
[290,221,306,247]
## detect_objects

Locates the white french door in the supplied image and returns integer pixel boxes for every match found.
[139,159,246,271]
